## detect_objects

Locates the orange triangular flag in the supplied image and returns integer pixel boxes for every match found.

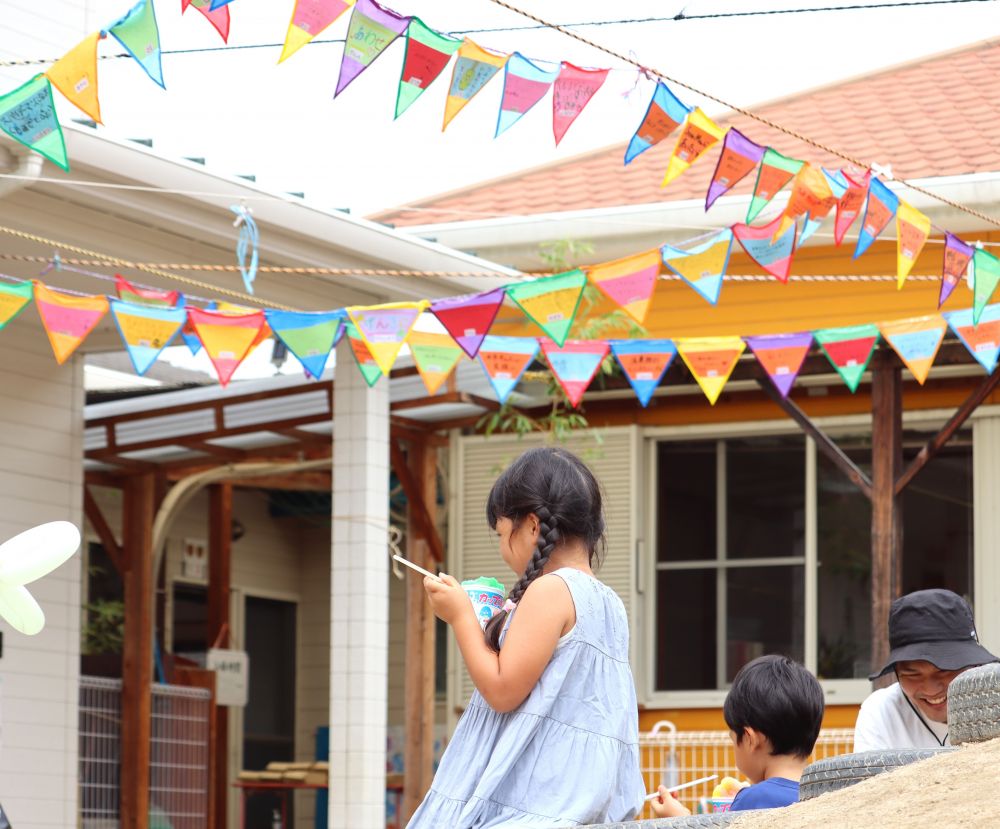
[45,32,102,123]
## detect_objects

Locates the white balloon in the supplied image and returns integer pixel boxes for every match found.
[0,584,45,636]
[0,521,81,586]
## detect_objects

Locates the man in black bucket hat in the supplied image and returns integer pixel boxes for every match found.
[854,589,997,751]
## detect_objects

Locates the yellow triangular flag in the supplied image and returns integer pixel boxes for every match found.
[661,110,725,188]
[880,315,946,385]
[45,32,102,123]
[346,301,427,376]
[443,40,508,131]
[675,336,745,404]
[896,201,931,290]
[279,0,355,64]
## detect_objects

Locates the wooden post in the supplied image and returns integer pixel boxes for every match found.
[121,472,155,829]
[870,349,903,682]
[208,482,233,829]
[401,440,438,824]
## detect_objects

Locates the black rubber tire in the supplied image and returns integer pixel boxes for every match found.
[948,662,1000,745]
[799,748,953,799]
[577,813,742,828]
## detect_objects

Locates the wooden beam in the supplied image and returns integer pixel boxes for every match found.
[208,482,232,829]
[120,472,155,829]
[229,471,332,492]
[83,486,124,574]
[895,366,1000,495]
[390,420,449,448]
[84,470,126,488]
[389,440,445,563]
[754,374,873,499]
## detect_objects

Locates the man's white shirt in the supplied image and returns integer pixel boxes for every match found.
[853,683,950,751]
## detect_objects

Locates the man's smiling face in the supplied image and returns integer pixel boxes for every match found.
[895,660,963,723]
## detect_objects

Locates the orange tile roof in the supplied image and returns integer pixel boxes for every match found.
[372,39,1000,227]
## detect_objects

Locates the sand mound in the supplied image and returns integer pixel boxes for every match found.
[731,737,1000,829]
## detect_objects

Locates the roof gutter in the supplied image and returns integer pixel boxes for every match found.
[0,145,44,199]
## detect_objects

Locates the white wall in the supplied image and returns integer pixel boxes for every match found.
[0,314,85,828]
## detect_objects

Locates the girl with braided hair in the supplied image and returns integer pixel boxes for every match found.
[408,446,644,828]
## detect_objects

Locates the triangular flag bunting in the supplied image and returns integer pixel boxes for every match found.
[608,339,676,407]
[408,330,464,395]
[115,274,181,307]
[940,233,973,308]
[429,288,505,358]
[781,165,838,237]
[0,76,69,171]
[973,247,1000,324]
[33,282,108,365]
[895,201,931,289]
[182,0,231,43]
[814,324,880,392]
[540,339,609,408]
[624,80,691,165]
[551,62,608,145]
[0,280,34,331]
[797,169,849,244]
[108,0,165,88]
[833,168,869,246]
[279,0,354,63]
[880,315,946,384]
[705,129,765,210]
[505,269,587,347]
[745,332,813,398]
[660,228,734,306]
[476,335,539,403]
[265,309,343,380]
[854,178,899,259]
[586,249,660,325]
[346,301,426,376]
[109,300,186,375]
[186,307,267,387]
[675,336,745,405]
[661,109,724,188]
[495,53,557,137]
[944,306,1000,374]
[747,148,804,222]
[395,18,461,118]
[442,40,507,131]
[344,322,383,387]
[181,301,215,354]
[45,32,103,123]
[733,215,798,283]
[335,0,411,97]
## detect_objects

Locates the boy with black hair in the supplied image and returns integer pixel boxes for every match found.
[651,655,824,817]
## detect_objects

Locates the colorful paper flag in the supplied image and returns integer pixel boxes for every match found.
[745,332,813,398]
[0,280,34,331]
[408,330,464,395]
[660,228,734,306]
[429,288,505,358]
[854,178,899,259]
[608,339,676,407]
[705,129,765,210]
[265,309,343,380]
[624,80,691,165]
[335,0,410,97]
[781,165,838,238]
[109,300,186,375]
[45,32,103,123]
[833,168,869,246]
[505,269,587,347]
[939,233,973,308]
[495,52,557,137]
[279,0,354,63]
[540,339,609,408]
[551,62,608,145]
[108,0,165,88]
[0,76,69,172]
[814,324,880,392]
[395,18,461,118]
[476,335,539,403]
[944,306,1000,374]
[33,282,108,365]
[346,301,426,376]
[880,315,946,384]
[973,247,1000,324]
[586,249,660,325]
[115,274,181,307]
[733,215,798,283]
[345,322,382,387]
[895,201,931,289]
[181,0,230,42]
[186,307,267,387]
[443,40,507,131]
[747,148,804,222]
[661,109,724,188]
[674,336,745,405]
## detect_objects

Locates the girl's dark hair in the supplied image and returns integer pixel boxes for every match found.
[483,446,605,652]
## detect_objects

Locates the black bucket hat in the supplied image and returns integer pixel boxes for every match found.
[869,589,998,680]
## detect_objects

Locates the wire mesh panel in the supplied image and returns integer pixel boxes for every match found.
[79,677,123,828]
[150,684,211,828]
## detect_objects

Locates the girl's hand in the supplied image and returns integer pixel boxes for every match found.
[424,573,473,626]
[649,786,690,819]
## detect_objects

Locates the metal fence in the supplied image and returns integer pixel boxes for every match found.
[79,676,212,828]
[637,721,855,819]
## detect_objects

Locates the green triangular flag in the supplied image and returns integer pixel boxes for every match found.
[0,280,34,330]
[395,18,461,119]
[344,322,382,387]
[973,248,1000,325]
[814,323,880,392]
[747,148,804,222]
[0,76,69,171]
[505,269,587,347]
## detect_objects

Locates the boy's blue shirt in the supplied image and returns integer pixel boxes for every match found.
[730,777,799,811]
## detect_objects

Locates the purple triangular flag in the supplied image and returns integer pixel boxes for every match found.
[706,129,765,210]
[334,0,411,97]
[429,288,506,358]
[745,332,813,398]
[940,232,974,308]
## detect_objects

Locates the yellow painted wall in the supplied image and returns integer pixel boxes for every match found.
[639,704,860,733]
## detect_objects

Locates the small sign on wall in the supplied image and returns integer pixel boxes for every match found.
[181,538,208,581]
[207,648,249,707]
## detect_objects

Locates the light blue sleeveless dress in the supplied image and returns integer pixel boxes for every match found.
[407,567,645,828]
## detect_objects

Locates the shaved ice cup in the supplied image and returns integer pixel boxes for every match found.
[462,577,505,629]
[708,797,735,813]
